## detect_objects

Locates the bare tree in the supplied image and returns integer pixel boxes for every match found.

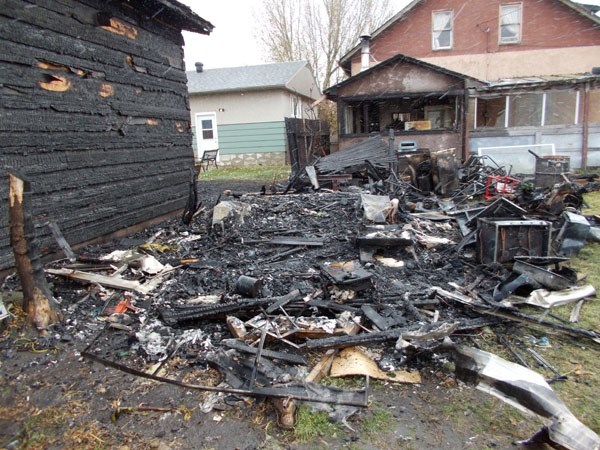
[256,0,393,90]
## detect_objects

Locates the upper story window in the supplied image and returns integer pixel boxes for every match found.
[432,10,453,50]
[499,3,522,44]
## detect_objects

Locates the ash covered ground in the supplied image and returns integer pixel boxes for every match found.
[0,178,586,450]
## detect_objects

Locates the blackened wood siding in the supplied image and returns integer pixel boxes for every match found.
[0,0,196,269]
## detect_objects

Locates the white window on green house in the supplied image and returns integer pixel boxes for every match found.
[499,3,522,44]
[432,10,453,50]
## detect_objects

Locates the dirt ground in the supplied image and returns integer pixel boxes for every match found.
[0,179,558,450]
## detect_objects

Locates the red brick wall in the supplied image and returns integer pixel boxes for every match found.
[355,0,600,66]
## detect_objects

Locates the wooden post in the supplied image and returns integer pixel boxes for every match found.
[8,172,60,333]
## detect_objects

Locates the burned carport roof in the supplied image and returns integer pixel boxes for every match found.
[475,72,600,92]
[324,53,485,101]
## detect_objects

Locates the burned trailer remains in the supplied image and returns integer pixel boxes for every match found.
[0,0,213,270]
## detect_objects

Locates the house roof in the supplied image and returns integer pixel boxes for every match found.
[142,0,214,35]
[325,53,483,100]
[187,61,313,95]
[339,0,600,69]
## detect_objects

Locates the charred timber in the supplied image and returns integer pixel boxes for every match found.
[8,172,60,332]
[160,290,302,325]
[305,318,500,350]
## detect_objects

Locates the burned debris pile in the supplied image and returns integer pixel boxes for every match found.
[5,149,600,448]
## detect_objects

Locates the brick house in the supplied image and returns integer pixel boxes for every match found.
[327,0,600,169]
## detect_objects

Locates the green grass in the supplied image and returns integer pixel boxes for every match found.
[293,405,340,442]
[547,190,600,432]
[198,165,291,183]
[471,191,600,434]
[362,408,395,436]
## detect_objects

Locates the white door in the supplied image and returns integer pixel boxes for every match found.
[195,112,219,160]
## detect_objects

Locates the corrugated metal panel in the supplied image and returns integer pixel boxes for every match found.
[218,122,286,154]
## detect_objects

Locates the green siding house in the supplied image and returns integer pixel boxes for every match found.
[187,61,321,166]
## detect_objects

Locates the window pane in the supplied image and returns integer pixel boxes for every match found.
[500,4,521,43]
[509,94,542,127]
[476,96,507,128]
[545,91,577,126]
[201,119,213,130]
[202,130,214,139]
[432,11,453,49]
[343,105,355,134]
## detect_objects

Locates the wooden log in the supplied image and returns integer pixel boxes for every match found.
[8,172,60,333]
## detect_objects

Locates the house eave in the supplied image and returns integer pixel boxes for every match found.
[142,0,214,34]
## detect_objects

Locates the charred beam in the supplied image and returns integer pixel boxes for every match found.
[306,318,500,350]
[222,339,307,365]
[8,172,60,333]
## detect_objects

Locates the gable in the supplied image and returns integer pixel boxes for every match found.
[336,58,466,98]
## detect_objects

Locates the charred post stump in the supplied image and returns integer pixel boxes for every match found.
[8,172,60,333]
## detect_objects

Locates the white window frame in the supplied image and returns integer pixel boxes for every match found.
[499,3,522,45]
[290,95,303,118]
[432,10,453,50]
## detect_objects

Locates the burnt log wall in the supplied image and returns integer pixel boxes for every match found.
[0,0,195,270]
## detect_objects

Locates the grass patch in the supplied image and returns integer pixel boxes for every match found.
[468,192,600,434]
[321,375,366,390]
[198,165,291,183]
[293,405,340,442]
[440,389,534,439]
[362,408,394,436]
[543,191,600,432]
[18,406,68,449]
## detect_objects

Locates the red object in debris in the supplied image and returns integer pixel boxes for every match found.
[105,296,141,314]
[484,175,521,200]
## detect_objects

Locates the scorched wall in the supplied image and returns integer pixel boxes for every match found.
[0,0,197,270]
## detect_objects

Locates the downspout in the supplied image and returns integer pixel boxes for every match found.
[581,83,590,170]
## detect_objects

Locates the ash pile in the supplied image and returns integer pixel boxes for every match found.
[19,147,600,449]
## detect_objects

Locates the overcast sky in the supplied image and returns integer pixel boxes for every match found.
[177,0,600,72]
[178,0,413,71]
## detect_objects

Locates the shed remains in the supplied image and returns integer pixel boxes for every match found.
[0,0,213,270]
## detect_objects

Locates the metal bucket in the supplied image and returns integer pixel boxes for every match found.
[535,156,570,188]
[235,275,263,297]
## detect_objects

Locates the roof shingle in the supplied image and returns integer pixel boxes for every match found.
[186,61,309,94]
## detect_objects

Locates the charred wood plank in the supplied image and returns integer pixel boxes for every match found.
[222,339,307,365]
[160,290,302,325]
[243,237,324,247]
[306,299,359,313]
[47,221,76,262]
[361,305,393,330]
[265,289,302,314]
[305,318,500,350]
[46,268,152,294]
